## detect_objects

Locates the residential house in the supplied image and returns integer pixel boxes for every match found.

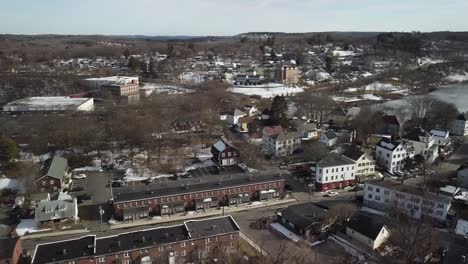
[243,105,258,117]
[290,120,318,140]
[315,155,356,191]
[0,237,22,264]
[430,129,450,146]
[32,216,240,264]
[211,139,240,166]
[343,145,375,178]
[235,117,255,133]
[35,197,78,228]
[277,203,335,240]
[33,156,68,194]
[375,138,412,174]
[326,108,350,125]
[381,115,401,136]
[319,131,338,147]
[262,126,301,157]
[402,127,438,162]
[345,214,390,250]
[171,120,205,133]
[363,181,452,221]
[220,109,247,126]
[451,113,468,136]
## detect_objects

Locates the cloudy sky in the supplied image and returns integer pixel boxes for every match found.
[1,0,467,35]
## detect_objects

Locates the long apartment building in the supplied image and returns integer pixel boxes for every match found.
[363,181,451,222]
[112,173,285,221]
[32,216,240,264]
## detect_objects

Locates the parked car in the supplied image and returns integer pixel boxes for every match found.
[73,173,86,179]
[76,194,93,204]
[324,191,339,197]
[71,186,84,192]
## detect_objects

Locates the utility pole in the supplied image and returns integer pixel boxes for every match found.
[99,205,104,233]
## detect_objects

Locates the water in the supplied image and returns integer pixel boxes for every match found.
[380,83,468,118]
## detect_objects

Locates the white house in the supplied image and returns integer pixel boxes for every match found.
[243,105,258,117]
[363,181,452,222]
[343,145,375,177]
[430,129,450,146]
[220,109,247,126]
[262,126,301,157]
[319,131,338,147]
[402,127,438,162]
[375,138,412,173]
[451,113,468,136]
[315,155,356,191]
[345,214,390,250]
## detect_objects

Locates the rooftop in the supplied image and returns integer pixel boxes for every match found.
[346,213,387,240]
[366,181,452,204]
[35,198,77,222]
[403,127,431,142]
[113,172,284,203]
[376,138,401,151]
[343,145,365,161]
[39,155,68,181]
[317,154,355,168]
[32,216,239,264]
[280,203,328,230]
[4,97,91,108]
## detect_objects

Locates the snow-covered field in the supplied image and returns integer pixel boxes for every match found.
[345,82,403,93]
[0,178,25,193]
[140,83,193,96]
[445,72,468,83]
[228,83,304,98]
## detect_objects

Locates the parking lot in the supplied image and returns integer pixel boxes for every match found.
[69,171,113,204]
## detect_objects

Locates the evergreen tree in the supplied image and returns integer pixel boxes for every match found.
[123,48,131,59]
[128,57,138,72]
[270,96,289,127]
[0,136,18,167]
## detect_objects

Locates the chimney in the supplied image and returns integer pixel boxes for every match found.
[142,236,146,242]
[117,241,121,247]
[62,249,67,255]
[211,225,217,230]
[164,232,169,239]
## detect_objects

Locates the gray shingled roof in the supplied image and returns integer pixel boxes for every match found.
[347,214,387,240]
[35,199,77,222]
[280,203,328,230]
[41,155,68,180]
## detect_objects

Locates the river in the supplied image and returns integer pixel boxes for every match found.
[380,82,468,118]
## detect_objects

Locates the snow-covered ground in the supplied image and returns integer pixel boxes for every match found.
[228,83,304,98]
[16,219,50,236]
[445,72,468,83]
[140,83,194,97]
[345,82,403,93]
[269,223,301,242]
[331,94,383,103]
[0,178,25,193]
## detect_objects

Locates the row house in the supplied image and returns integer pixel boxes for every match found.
[343,145,375,178]
[33,155,69,194]
[363,181,451,222]
[262,126,301,157]
[32,216,240,264]
[112,175,285,221]
[315,154,356,191]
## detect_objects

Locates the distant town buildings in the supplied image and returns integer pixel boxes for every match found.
[84,76,140,104]
[275,65,299,85]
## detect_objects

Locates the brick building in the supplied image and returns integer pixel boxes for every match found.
[274,65,299,85]
[32,216,240,264]
[0,237,22,264]
[112,174,285,221]
[33,156,68,194]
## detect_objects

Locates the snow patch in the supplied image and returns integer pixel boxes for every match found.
[0,178,25,193]
[228,83,304,98]
[16,219,50,236]
[445,72,468,83]
[269,223,301,242]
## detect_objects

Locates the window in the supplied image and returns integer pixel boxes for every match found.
[376,188,380,193]
[159,246,164,251]
[206,246,211,252]
[384,190,390,195]
[50,180,54,184]
[181,242,186,247]
[375,196,381,201]
[98,257,105,262]
[182,250,187,256]
[205,237,211,243]
[368,194,372,199]
[367,186,373,191]
[437,203,444,209]
[124,261,131,264]
[42,180,46,186]
[231,234,235,239]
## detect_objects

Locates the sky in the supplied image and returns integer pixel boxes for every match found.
[1,0,467,36]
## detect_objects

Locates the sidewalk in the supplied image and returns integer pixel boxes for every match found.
[110,198,296,230]
[240,232,269,256]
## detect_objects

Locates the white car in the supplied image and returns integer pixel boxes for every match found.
[325,191,339,197]
[74,173,87,179]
